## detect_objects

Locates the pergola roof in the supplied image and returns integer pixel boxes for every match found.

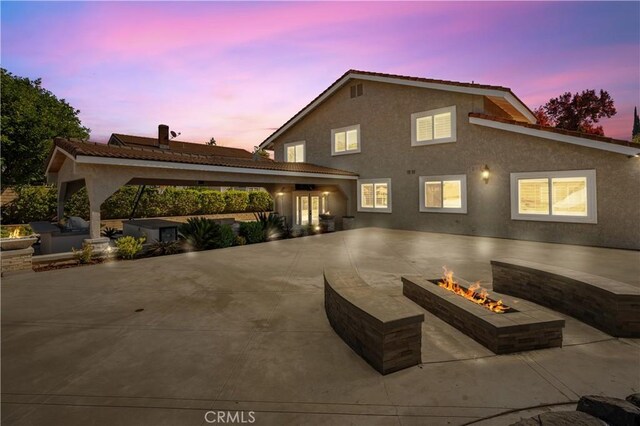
[47,138,359,178]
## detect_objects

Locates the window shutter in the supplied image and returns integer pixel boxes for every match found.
[416,116,433,141]
[361,184,374,208]
[346,129,358,150]
[295,144,304,162]
[287,146,296,162]
[425,182,442,208]
[374,183,388,208]
[518,178,549,215]
[334,132,346,152]
[551,177,587,216]
[434,112,452,139]
[442,180,462,208]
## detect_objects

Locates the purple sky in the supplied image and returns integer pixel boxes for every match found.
[2,1,638,150]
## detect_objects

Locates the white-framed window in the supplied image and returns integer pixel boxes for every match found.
[510,170,597,223]
[419,175,467,213]
[284,141,305,163]
[357,178,391,213]
[331,124,360,156]
[411,106,456,146]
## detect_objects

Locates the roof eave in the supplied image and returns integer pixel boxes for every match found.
[469,115,640,157]
[259,70,536,149]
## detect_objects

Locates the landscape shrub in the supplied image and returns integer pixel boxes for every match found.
[2,185,273,224]
[248,191,273,212]
[65,188,90,219]
[255,211,284,240]
[199,191,225,214]
[239,221,265,244]
[234,235,247,246]
[115,236,145,259]
[100,186,137,219]
[213,224,235,249]
[1,185,57,223]
[147,239,182,257]
[72,243,93,264]
[178,217,219,251]
[224,190,249,213]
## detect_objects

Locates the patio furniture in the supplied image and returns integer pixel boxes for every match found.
[491,258,640,337]
[323,268,424,374]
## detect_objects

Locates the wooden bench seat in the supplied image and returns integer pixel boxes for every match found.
[491,258,640,337]
[323,269,424,375]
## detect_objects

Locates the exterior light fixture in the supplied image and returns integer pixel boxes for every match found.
[481,165,490,184]
[322,191,330,195]
[277,192,284,196]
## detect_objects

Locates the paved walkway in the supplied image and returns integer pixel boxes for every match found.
[2,229,639,425]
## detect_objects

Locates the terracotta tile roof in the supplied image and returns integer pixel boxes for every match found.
[469,113,637,148]
[110,133,255,159]
[52,138,358,177]
[349,69,512,92]
[261,69,535,148]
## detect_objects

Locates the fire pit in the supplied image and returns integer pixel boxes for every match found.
[402,268,565,354]
[0,225,37,251]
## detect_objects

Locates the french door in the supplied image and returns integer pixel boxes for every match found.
[294,192,327,226]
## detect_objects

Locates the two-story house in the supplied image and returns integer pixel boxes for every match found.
[259,70,640,250]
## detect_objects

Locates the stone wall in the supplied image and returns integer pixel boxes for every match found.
[100,212,261,230]
[402,275,564,354]
[1,247,34,275]
[491,258,640,338]
[324,270,423,375]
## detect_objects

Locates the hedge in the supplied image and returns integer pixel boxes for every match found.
[1,185,274,224]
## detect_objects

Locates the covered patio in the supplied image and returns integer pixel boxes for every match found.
[46,138,358,248]
[2,228,639,425]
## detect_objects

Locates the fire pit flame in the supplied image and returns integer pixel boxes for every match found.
[438,267,510,313]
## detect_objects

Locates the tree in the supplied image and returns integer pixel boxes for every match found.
[252,146,270,159]
[207,137,217,146]
[632,107,640,142]
[1,68,90,187]
[534,89,616,136]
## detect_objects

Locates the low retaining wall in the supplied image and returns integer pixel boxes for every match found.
[491,258,640,338]
[324,269,424,375]
[1,247,34,275]
[402,275,564,354]
[101,212,262,230]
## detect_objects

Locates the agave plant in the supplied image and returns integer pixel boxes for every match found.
[178,217,219,251]
[101,226,119,239]
[254,211,285,240]
[147,239,182,257]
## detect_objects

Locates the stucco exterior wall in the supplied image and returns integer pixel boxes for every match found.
[269,79,640,249]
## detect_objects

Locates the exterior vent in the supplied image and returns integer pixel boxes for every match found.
[350,83,363,98]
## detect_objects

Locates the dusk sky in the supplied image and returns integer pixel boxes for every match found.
[2,1,639,151]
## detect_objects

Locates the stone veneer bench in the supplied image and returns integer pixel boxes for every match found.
[402,275,564,354]
[323,269,424,375]
[491,258,640,337]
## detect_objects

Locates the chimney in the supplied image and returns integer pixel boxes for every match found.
[158,124,170,149]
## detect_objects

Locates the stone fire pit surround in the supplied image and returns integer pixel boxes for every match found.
[402,275,565,354]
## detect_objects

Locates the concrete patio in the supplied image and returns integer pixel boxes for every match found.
[2,228,639,425]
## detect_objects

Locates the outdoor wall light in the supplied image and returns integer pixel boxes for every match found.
[323,191,330,195]
[277,192,285,196]
[481,165,490,184]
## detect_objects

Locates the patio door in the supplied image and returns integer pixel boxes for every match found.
[294,193,326,226]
